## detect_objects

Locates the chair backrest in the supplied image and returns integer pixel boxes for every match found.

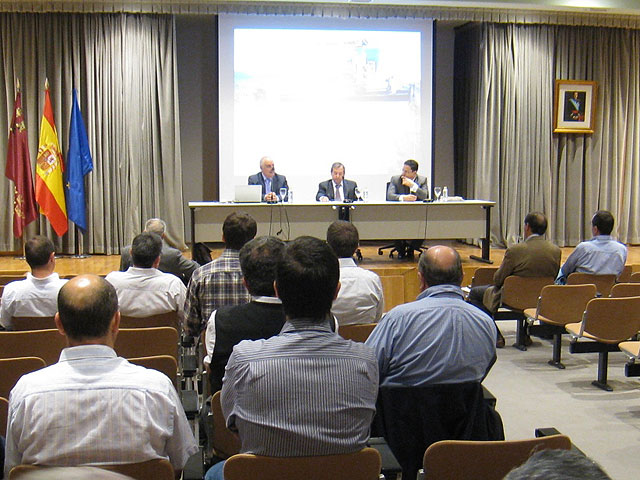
[0,357,47,399]
[119,311,179,329]
[471,267,499,288]
[610,283,640,298]
[582,296,640,343]
[129,355,178,388]
[211,391,242,458]
[338,323,377,343]
[0,396,8,436]
[11,316,56,331]
[9,459,174,480]
[618,265,633,283]
[114,327,179,359]
[630,271,640,283]
[501,276,555,310]
[536,284,596,326]
[223,448,382,480]
[0,274,26,286]
[0,329,67,365]
[566,272,617,296]
[422,435,571,480]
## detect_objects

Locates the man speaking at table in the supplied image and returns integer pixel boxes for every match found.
[248,156,289,202]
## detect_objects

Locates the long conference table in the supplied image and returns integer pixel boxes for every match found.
[189,200,495,263]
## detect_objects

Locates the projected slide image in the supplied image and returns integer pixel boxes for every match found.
[234,29,420,103]
[219,15,433,202]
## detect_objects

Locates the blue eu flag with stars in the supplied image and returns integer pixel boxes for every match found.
[65,88,93,232]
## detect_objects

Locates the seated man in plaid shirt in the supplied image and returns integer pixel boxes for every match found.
[184,212,257,336]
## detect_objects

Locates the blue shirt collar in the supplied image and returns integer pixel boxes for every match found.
[417,284,465,300]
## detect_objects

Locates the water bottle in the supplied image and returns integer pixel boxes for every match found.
[287,190,293,203]
[442,186,448,200]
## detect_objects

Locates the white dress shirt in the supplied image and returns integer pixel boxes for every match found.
[331,258,384,326]
[105,267,186,320]
[0,272,67,329]
[4,345,198,476]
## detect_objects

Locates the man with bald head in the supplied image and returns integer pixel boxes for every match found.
[4,275,197,478]
[248,156,289,202]
[365,245,496,386]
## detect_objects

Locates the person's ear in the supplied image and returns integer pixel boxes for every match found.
[418,271,428,291]
[54,313,65,336]
[274,281,280,299]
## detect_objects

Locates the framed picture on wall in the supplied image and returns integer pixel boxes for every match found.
[553,80,597,133]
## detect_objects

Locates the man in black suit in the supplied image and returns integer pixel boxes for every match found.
[316,162,358,202]
[204,236,286,393]
[120,218,199,285]
[247,156,289,202]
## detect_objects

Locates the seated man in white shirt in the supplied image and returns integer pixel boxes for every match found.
[106,232,187,321]
[4,275,198,478]
[0,235,67,330]
[326,221,384,326]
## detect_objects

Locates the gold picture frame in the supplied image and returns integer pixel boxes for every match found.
[553,79,597,134]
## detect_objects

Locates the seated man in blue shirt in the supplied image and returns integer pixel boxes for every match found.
[366,245,496,386]
[556,210,627,284]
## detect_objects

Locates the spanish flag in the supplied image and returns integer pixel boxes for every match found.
[35,80,68,236]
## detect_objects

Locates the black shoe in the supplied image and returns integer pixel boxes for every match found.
[496,333,505,349]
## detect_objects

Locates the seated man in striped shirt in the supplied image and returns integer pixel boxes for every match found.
[205,236,379,480]
[4,275,198,478]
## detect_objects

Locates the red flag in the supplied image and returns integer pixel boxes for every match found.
[5,83,38,238]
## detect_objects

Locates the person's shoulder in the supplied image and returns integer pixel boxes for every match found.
[105,270,126,282]
[120,359,177,393]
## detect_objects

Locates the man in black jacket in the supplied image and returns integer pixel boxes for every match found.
[204,236,286,393]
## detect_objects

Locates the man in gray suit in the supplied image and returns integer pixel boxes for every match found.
[387,159,430,202]
[387,160,430,258]
[120,218,199,285]
[316,162,359,202]
[248,156,289,202]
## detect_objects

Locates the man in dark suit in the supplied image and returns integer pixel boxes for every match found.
[247,156,289,202]
[316,162,358,202]
[468,212,561,347]
[120,218,199,285]
[204,236,286,393]
[387,159,430,258]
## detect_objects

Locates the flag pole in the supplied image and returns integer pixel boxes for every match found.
[72,225,90,259]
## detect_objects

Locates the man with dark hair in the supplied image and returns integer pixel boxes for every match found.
[248,156,289,202]
[106,232,187,319]
[366,245,496,386]
[504,449,611,480]
[316,162,359,202]
[206,236,378,480]
[468,211,561,347]
[120,217,200,285]
[387,159,430,202]
[204,236,287,393]
[556,210,627,284]
[0,235,67,330]
[326,221,384,326]
[387,160,430,258]
[185,212,257,336]
[4,275,198,477]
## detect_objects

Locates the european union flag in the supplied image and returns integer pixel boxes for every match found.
[66,88,93,232]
